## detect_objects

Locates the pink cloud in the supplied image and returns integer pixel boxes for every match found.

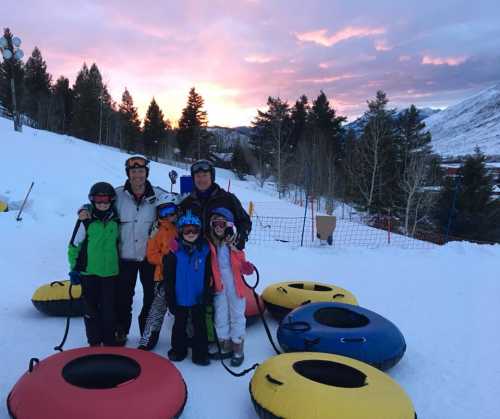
[374,39,392,51]
[296,26,386,47]
[244,54,275,64]
[298,74,357,84]
[399,55,411,62]
[422,55,467,66]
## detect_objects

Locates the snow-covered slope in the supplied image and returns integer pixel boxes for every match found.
[1,118,499,419]
[424,84,500,158]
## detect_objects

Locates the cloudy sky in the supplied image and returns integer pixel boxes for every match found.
[4,0,500,126]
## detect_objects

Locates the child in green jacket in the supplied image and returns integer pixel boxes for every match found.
[68,182,120,346]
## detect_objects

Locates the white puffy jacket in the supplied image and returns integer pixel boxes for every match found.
[115,181,168,261]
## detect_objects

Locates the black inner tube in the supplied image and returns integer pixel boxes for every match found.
[62,354,141,389]
[313,307,370,328]
[293,360,367,388]
[288,283,332,292]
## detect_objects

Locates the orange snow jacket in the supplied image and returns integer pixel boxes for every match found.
[208,241,247,298]
[146,219,178,281]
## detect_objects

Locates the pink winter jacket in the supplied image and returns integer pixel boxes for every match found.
[208,242,247,298]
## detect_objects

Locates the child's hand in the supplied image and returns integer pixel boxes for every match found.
[78,209,91,221]
[168,239,179,253]
[240,261,255,275]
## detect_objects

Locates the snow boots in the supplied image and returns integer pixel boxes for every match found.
[209,339,233,360]
[230,339,244,367]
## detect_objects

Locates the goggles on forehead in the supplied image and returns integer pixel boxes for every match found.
[210,219,234,229]
[91,194,114,204]
[191,160,212,173]
[182,225,201,235]
[158,204,177,218]
[126,156,149,169]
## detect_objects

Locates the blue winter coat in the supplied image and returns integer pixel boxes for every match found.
[163,239,211,311]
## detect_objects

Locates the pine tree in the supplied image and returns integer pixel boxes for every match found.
[177,87,208,159]
[71,63,110,142]
[306,91,346,205]
[119,88,141,153]
[0,28,24,117]
[143,97,167,160]
[49,76,73,134]
[231,143,252,179]
[434,149,496,241]
[22,47,52,127]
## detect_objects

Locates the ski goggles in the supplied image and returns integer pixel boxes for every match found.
[158,204,177,218]
[91,194,114,204]
[191,160,212,173]
[210,219,234,229]
[126,156,149,169]
[182,225,201,235]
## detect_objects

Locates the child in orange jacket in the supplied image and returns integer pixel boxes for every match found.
[208,207,254,366]
[138,194,178,350]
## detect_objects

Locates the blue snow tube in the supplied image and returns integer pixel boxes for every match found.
[277,302,406,370]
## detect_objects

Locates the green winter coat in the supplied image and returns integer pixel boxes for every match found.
[68,217,120,277]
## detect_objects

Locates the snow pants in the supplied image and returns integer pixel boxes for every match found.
[81,275,116,346]
[213,275,246,344]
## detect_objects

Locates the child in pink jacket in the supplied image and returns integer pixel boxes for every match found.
[208,207,254,367]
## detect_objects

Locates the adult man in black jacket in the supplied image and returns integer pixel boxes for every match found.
[179,160,251,249]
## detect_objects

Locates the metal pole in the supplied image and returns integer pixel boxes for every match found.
[98,91,103,145]
[11,77,21,132]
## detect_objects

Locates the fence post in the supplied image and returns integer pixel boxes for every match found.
[248,201,254,217]
[311,197,315,242]
[387,210,391,245]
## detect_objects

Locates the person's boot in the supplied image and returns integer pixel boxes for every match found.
[209,339,233,360]
[168,348,187,362]
[230,339,244,367]
[113,329,128,347]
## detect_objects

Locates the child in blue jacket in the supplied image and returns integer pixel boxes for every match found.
[164,211,212,366]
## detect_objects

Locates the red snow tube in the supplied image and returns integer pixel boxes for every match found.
[242,285,264,320]
[7,347,187,419]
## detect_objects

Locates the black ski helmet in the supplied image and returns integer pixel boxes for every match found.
[125,155,150,177]
[88,182,116,203]
[190,159,215,182]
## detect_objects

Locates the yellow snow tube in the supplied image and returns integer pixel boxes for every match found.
[250,352,416,419]
[262,281,358,320]
[31,280,84,317]
[0,201,8,212]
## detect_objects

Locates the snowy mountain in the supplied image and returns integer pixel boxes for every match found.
[344,107,441,137]
[1,117,500,419]
[208,126,251,149]
[423,84,500,158]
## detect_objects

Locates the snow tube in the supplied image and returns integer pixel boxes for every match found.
[250,352,416,419]
[0,200,8,212]
[31,280,84,317]
[262,281,357,320]
[7,347,187,419]
[277,302,406,370]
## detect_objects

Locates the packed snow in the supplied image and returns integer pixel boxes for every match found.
[1,117,499,418]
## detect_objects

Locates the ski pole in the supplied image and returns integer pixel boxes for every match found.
[16,181,34,221]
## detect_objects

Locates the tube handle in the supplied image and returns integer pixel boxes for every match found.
[266,374,284,386]
[340,337,367,343]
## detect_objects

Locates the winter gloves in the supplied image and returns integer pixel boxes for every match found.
[240,261,255,275]
[69,270,82,285]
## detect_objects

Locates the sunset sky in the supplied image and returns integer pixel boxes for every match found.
[4,0,500,127]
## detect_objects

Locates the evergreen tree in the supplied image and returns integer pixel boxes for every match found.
[143,97,167,160]
[231,142,252,180]
[119,88,141,153]
[0,28,24,117]
[290,95,309,153]
[177,87,208,159]
[71,63,110,142]
[434,149,496,241]
[22,47,52,127]
[49,76,73,134]
[251,96,292,194]
[306,91,346,205]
